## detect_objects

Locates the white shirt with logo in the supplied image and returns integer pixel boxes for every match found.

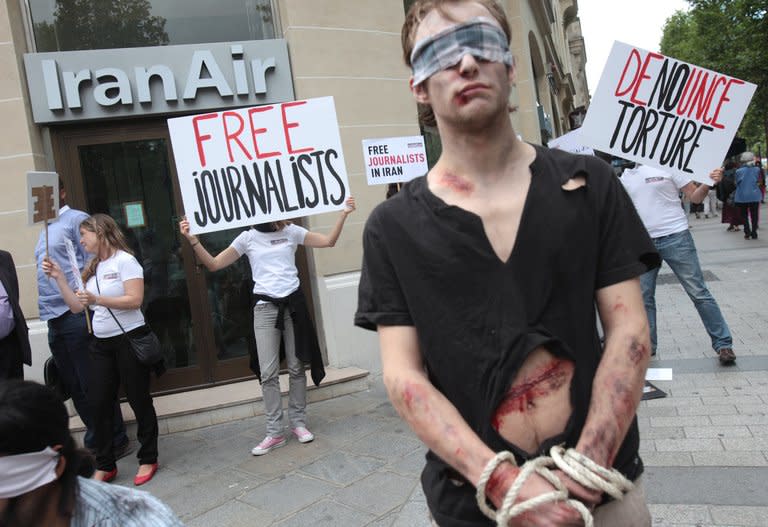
[85,250,145,338]
[620,165,692,239]
[230,224,308,298]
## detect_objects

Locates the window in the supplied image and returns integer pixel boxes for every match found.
[28,0,276,52]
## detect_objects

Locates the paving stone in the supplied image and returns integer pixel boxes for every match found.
[299,450,386,485]
[334,472,419,517]
[645,467,768,506]
[721,437,768,451]
[640,427,686,440]
[390,501,432,527]
[683,426,752,438]
[710,506,768,526]
[691,451,768,467]
[345,431,423,461]
[676,405,737,416]
[641,452,694,467]
[273,499,377,527]
[239,474,337,519]
[186,500,274,527]
[648,504,711,524]
[654,438,723,452]
[650,416,711,427]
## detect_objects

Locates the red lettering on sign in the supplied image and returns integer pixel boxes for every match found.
[281,101,314,155]
[192,113,219,167]
[247,106,281,159]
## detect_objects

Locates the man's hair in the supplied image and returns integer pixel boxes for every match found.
[401,0,512,127]
[0,380,94,518]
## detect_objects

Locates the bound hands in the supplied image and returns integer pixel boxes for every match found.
[489,463,599,526]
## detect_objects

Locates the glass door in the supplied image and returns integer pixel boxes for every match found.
[51,120,255,392]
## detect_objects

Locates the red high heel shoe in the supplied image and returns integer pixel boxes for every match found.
[133,463,158,486]
[94,468,118,483]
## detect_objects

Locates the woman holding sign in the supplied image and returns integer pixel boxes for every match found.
[42,214,161,486]
[179,197,356,456]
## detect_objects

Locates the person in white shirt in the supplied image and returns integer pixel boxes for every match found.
[620,164,736,365]
[43,214,161,486]
[179,197,356,456]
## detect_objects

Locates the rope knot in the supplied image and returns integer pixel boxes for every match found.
[475,446,634,526]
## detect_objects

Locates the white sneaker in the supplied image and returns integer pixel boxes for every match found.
[292,426,315,443]
[251,435,286,456]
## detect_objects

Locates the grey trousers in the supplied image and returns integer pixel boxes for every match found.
[253,302,307,437]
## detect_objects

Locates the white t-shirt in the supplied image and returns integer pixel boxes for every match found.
[230,224,308,298]
[620,165,691,238]
[85,250,145,338]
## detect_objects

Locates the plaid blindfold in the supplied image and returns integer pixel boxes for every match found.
[410,18,513,86]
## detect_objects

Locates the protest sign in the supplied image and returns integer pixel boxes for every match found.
[362,136,428,185]
[548,129,594,156]
[167,96,350,234]
[580,41,756,183]
[27,171,59,226]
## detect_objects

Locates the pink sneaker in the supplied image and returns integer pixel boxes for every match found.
[251,435,286,456]
[292,426,315,443]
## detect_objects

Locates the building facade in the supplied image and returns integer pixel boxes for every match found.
[1,0,590,393]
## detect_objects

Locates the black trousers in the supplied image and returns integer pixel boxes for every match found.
[738,202,760,236]
[90,329,158,471]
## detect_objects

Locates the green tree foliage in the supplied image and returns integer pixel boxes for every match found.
[34,0,168,52]
[661,0,768,156]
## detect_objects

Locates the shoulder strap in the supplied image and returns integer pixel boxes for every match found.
[94,270,128,336]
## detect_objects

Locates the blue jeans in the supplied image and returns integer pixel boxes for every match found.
[640,229,732,354]
[47,311,128,449]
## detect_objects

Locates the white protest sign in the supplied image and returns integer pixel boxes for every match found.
[580,41,756,183]
[26,171,59,226]
[548,129,594,156]
[168,96,350,234]
[362,136,428,185]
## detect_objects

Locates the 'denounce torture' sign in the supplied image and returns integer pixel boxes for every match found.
[580,42,756,183]
[168,96,350,234]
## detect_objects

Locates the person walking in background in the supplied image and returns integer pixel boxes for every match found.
[179,198,356,457]
[35,180,130,457]
[756,156,765,203]
[0,379,183,527]
[621,164,736,365]
[0,251,31,380]
[42,214,161,486]
[734,151,762,240]
[717,161,743,232]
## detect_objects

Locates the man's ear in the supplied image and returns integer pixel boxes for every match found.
[507,57,517,85]
[410,77,430,105]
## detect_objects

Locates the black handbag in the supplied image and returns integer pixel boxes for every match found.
[95,274,163,366]
[43,356,71,401]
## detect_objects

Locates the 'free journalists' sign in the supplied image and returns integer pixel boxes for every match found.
[168,96,350,234]
[362,136,428,185]
[580,41,756,183]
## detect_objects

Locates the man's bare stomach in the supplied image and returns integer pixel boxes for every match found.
[492,347,574,455]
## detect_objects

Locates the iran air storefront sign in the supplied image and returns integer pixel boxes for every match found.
[23,40,294,124]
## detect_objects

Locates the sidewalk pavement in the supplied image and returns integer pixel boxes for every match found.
[113,204,768,526]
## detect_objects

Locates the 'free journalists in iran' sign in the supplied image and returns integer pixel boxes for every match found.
[580,41,756,183]
[168,96,350,234]
[362,136,428,185]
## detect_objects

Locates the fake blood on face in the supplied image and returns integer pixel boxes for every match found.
[492,359,570,430]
